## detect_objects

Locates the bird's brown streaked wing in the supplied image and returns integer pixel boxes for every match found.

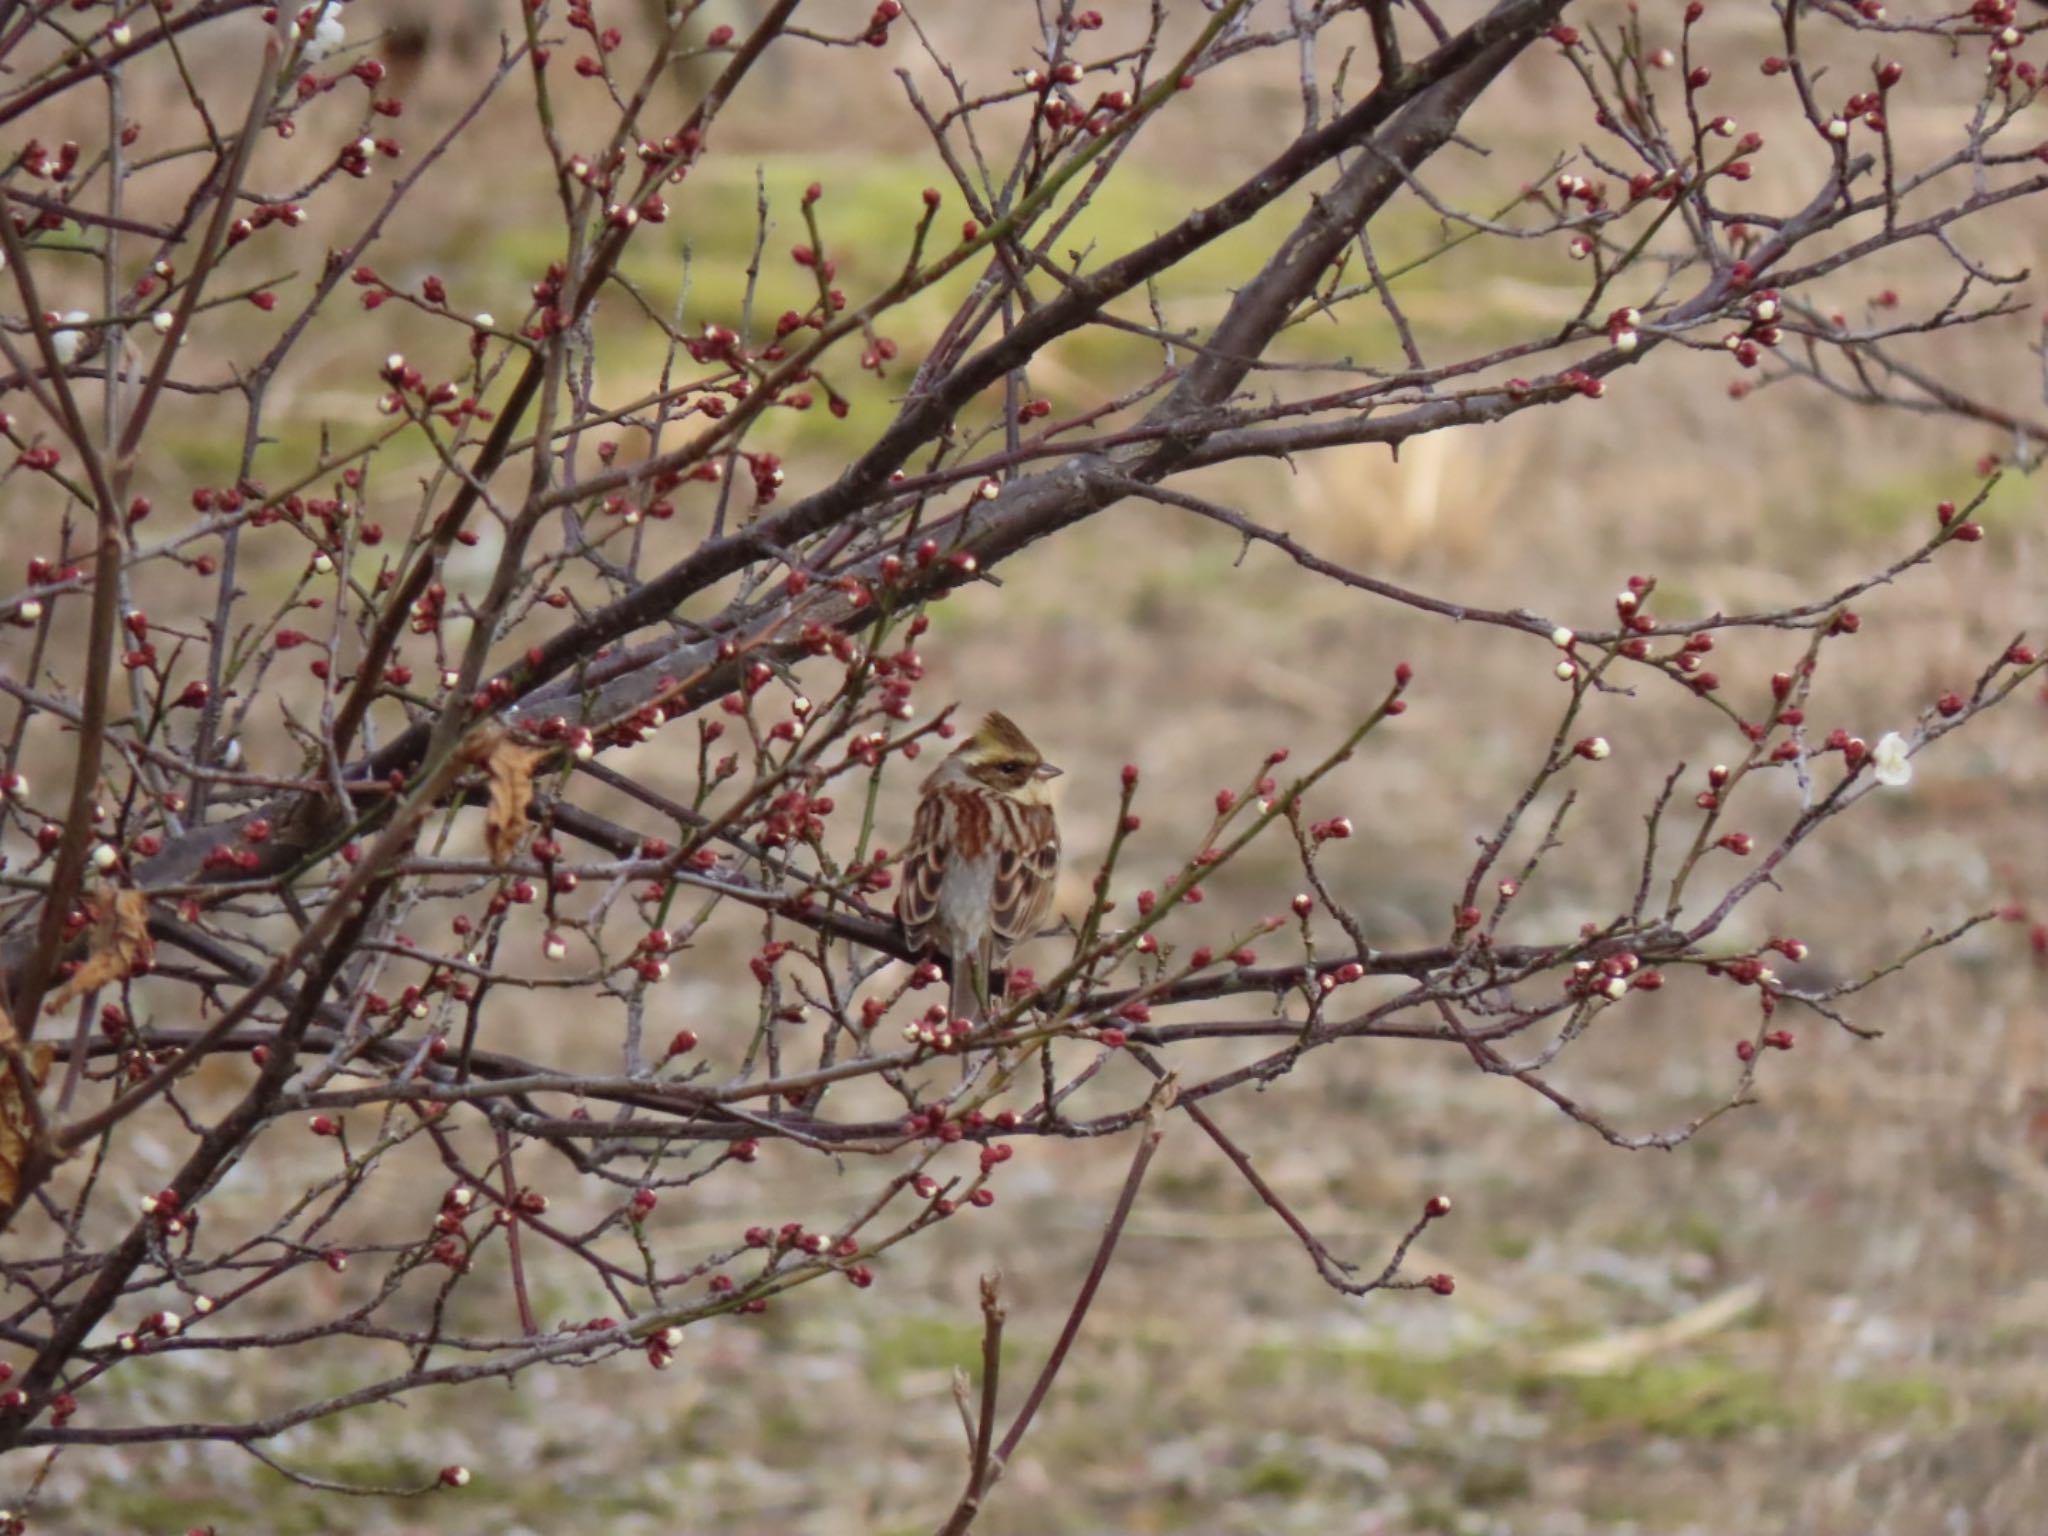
[991,803,1060,950]
[896,792,951,951]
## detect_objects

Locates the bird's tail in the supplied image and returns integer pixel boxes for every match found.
[948,938,995,1031]
[948,949,977,1030]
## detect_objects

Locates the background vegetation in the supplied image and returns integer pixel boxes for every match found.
[2,1,2047,1531]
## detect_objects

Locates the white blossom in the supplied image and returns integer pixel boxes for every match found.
[1871,731,1912,788]
[302,8,346,65]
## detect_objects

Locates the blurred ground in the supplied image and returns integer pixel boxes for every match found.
[11,2,2048,1533]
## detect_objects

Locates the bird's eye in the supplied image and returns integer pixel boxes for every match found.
[999,759,1025,774]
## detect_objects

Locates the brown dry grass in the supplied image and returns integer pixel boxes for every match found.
[12,3,2048,1533]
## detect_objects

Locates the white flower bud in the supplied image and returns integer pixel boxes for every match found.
[473,313,494,329]
[50,311,91,366]
[91,843,118,870]
[19,599,42,623]
[1550,626,1574,649]
[151,310,173,334]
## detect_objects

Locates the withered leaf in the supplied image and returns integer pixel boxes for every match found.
[44,884,155,1014]
[463,728,550,866]
[0,1002,55,1209]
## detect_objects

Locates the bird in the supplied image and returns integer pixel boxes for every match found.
[896,711,1063,1031]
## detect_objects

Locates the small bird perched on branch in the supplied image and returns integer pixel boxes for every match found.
[897,712,1063,1031]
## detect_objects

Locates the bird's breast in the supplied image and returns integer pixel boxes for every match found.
[936,852,997,950]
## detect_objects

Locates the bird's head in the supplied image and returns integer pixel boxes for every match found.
[948,711,1062,799]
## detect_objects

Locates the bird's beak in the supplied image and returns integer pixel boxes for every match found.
[1034,761,1063,780]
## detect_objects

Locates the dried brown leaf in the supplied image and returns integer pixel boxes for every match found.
[44,884,156,1014]
[464,728,549,866]
[0,1003,55,1208]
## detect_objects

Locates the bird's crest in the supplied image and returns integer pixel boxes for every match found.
[970,711,1040,758]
